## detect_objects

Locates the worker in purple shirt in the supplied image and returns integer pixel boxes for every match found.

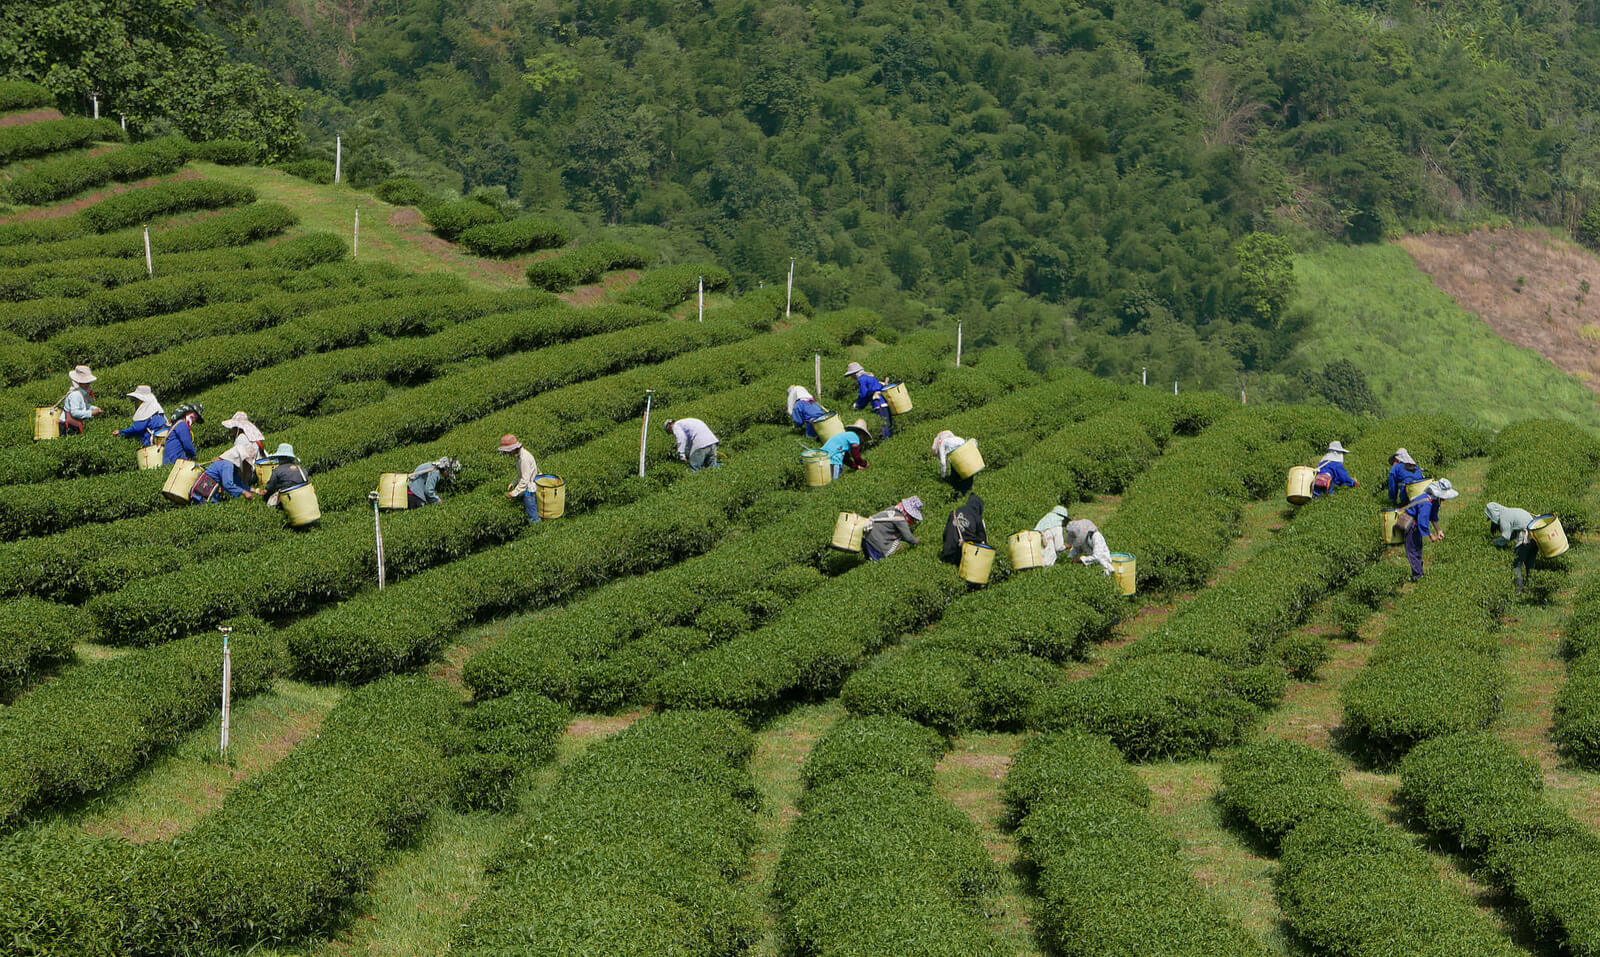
[844,361,894,438]
[664,417,720,471]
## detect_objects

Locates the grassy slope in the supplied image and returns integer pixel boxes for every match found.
[1289,243,1600,432]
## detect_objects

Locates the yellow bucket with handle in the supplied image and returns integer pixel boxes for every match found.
[812,412,844,441]
[254,461,275,489]
[959,541,996,584]
[162,459,203,503]
[948,439,984,479]
[831,511,869,552]
[1381,508,1403,544]
[280,483,321,527]
[376,472,410,510]
[802,449,831,487]
[33,407,58,441]
[137,445,163,470]
[882,381,912,414]
[1529,514,1569,558]
[1008,530,1044,571]
[1286,465,1315,504]
[534,474,566,519]
[1405,479,1432,502]
[1110,553,1137,596]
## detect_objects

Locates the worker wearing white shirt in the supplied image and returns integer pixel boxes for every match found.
[498,432,541,523]
[664,418,720,471]
[1064,518,1114,574]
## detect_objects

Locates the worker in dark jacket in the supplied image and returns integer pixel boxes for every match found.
[162,403,204,465]
[1386,448,1426,505]
[260,443,310,503]
[1312,441,1359,497]
[116,385,167,446]
[862,497,922,560]
[940,493,988,564]
[407,457,461,507]
[844,361,894,438]
[1485,501,1539,592]
[1401,478,1458,580]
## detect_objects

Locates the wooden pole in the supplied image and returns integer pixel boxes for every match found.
[638,390,654,478]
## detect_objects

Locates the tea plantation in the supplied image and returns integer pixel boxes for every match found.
[1,82,1598,956]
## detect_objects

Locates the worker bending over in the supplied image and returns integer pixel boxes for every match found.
[116,385,166,445]
[498,433,541,523]
[259,443,309,504]
[1386,448,1425,505]
[787,386,829,437]
[819,419,869,478]
[220,411,267,489]
[1312,440,1359,497]
[862,496,923,560]
[191,457,256,503]
[844,362,894,438]
[940,493,988,564]
[1035,505,1070,565]
[1485,501,1539,592]
[1399,478,1458,580]
[665,417,720,471]
[162,404,204,465]
[59,365,102,435]
[931,429,974,496]
[1064,518,1114,574]
[408,457,462,507]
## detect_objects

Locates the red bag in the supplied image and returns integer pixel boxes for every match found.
[190,470,221,503]
[1313,471,1332,492]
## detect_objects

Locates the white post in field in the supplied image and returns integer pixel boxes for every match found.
[369,492,386,590]
[143,226,153,277]
[119,113,126,131]
[1142,367,1147,386]
[955,321,963,367]
[353,206,360,259]
[786,258,795,317]
[334,135,342,184]
[638,390,654,478]
[813,353,822,401]
[1174,381,1179,395]
[697,275,704,322]
[90,93,99,119]
[218,626,233,754]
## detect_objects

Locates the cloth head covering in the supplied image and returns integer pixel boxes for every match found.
[221,411,264,444]
[931,430,956,454]
[661,419,676,434]
[843,361,865,376]
[896,496,923,522]
[1427,478,1459,500]
[786,385,814,419]
[1326,440,1349,454]
[269,442,297,462]
[69,364,97,385]
[126,385,163,421]
[435,456,461,474]
[175,402,204,423]
[498,433,521,453]
[1485,502,1504,523]
[1035,505,1070,532]
[1392,448,1416,466]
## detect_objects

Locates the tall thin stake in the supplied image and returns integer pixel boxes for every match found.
[91,93,99,119]
[370,492,386,590]
[814,353,822,401]
[143,226,153,278]
[786,258,795,317]
[638,390,655,478]
[219,626,233,754]
[334,135,342,185]
[955,321,963,367]
[353,206,360,259]
[697,275,704,322]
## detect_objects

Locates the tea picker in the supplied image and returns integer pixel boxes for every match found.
[940,493,988,564]
[861,496,923,560]
[1398,478,1459,580]
[498,433,542,523]
[58,364,102,435]
[116,385,167,446]
[932,429,982,496]
[663,417,720,471]
[1034,505,1070,566]
[1063,518,1115,574]
[818,419,869,478]
[406,457,462,508]
[786,385,829,438]
[1386,448,1426,505]
[1485,501,1567,592]
[1311,441,1359,497]
[163,403,204,465]
[844,361,895,438]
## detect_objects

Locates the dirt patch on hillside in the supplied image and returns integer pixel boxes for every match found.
[0,108,63,127]
[1398,227,1600,389]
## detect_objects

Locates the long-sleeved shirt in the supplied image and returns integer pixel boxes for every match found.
[1386,462,1426,504]
[670,418,718,458]
[862,507,918,558]
[820,430,863,469]
[1403,494,1442,536]
[1485,503,1535,547]
[1034,506,1070,533]
[507,447,539,496]
[162,419,198,465]
[195,459,250,501]
[1064,519,1114,574]
[61,386,96,421]
[934,434,965,478]
[1312,457,1357,497]
[220,433,266,472]
[118,412,168,446]
[791,398,827,430]
[852,373,889,412]
[263,462,310,498]
[408,463,445,504]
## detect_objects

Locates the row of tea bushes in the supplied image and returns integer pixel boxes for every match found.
[0,180,257,246]
[1218,736,1525,956]
[616,263,731,311]
[525,240,650,290]
[1399,732,1600,956]
[0,202,297,268]
[0,597,83,698]
[775,716,1006,954]
[457,216,570,256]
[1007,730,1272,956]
[1556,577,1600,767]
[4,134,192,206]
[0,79,53,113]
[453,710,761,955]
[0,116,124,164]
[0,619,282,830]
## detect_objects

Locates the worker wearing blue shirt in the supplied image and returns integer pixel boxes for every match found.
[1386,448,1426,505]
[1401,479,1458,579]
[191,457,256,503]
[844,361,894,438]
[787,386,829,437]
[162,404,204,465]
[819,421,870,478]
[116,385,167,446]
[407,457,461,507]
[1311,440,1359,497]
[58,365,102,434]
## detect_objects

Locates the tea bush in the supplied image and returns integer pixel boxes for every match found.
[5,135,192,206]
[0,117,125,164]
[0,597,82,697]
[525,240,651,290]
[457,216,569,256]
[0,80,53,113]
[616,263,731,311]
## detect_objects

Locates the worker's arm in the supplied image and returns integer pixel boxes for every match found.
[215,466,251,499]
[172,424,196,459]
[674,425,688,459]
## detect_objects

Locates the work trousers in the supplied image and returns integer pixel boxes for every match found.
[1404,524,1425,579]
[688,444,720,471]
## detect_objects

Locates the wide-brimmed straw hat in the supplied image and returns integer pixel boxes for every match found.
[126,385,157,402]
[497,433,522,453]
[846,419,871,444]
[843,361,864,376]
[1326,440,1349,454]
[1392,447,1416,466]
[68,365,96,384]
[222,411,253,431]
[1427,478,1459,500]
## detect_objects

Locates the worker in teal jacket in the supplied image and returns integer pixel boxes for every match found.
[818,420,869,479]
[1485,501,1539,591]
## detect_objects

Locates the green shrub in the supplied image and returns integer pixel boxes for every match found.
[5,135,191,205]
[276,158,334,183]
[1554,652,1600,767]
[526,240,651,290]
[76,179,256,233]
[373,177,429,206]
[458,216,570,256]
[0,597,82,697]
[0,117,124,164]
[799,714,944,797]
[0,80,53,113]
[0,202,297,268]
[616,263,731,311]
[187,138,258,165]
[460,690,569,768]
[1216,737,1356,851]
[423,198,503,239]
[449,752,520,813]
